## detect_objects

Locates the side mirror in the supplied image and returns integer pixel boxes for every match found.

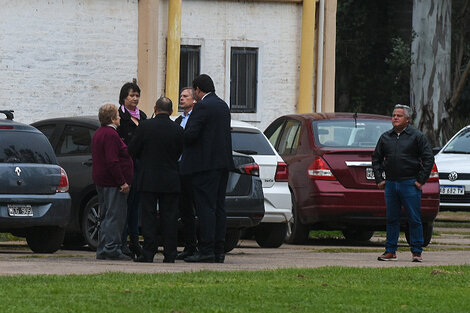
[432,147,441,155]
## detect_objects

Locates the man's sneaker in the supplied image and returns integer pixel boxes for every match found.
[377,252,397,261]
[412,253,423,262]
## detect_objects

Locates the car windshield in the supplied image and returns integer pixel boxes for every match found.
[0,131,56,164]
[231,131,275,155]
[313,119,391,148]
[442,127,470,154]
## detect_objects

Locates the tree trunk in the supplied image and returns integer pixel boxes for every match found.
[410,0,452,146]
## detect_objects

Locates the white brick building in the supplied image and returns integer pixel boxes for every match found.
[1,0,334,130]
[0,0,139,124]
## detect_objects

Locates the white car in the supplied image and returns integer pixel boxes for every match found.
[435,125,470,211]
[231,120,292,247]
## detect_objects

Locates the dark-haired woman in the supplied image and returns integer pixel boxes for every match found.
[117,82,147,259]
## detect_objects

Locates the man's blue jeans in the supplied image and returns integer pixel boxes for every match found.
[384,179,423,254]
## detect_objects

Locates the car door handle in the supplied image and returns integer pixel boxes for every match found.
[82,159,93,167]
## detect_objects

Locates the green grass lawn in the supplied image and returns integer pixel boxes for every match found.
[1,266,469,313]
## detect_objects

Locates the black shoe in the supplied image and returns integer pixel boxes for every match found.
[129,235,143,258]
[184,252,215,263]
[121,245,134,259]
[214,254,225,263]
[163,258,175,263]
[134,255,153,263]
[176,250,195,260]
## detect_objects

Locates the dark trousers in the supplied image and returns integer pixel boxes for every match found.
[140,192,179,260]
[122,160,141,242]
[179,174,197,252]
[96,186,127,258]
[191,169,229,255]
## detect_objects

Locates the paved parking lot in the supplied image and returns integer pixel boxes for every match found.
[1,219,469,275]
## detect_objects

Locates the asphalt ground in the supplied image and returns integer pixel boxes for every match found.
[0,212,469,275]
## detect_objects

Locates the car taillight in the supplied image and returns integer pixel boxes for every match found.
[56,167,69,193]
[238,163,260,176]
[275,162,289,182]
[0,126,13,129]
[427,163,439,182]
[307,156,336,180]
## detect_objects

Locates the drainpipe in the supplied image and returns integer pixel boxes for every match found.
[297,0,316,113]
[166,0,182,115]
[316,0,325,113]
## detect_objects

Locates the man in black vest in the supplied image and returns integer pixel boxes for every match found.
[128,97,183,263]
[180,74,234,263]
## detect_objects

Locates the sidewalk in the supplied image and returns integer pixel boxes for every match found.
[1,239,469,276]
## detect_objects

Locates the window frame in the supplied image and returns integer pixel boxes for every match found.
[229,47,258,113]
[225,41,263,122]
[179,44,201,106]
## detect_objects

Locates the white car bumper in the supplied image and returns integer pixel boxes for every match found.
[260,182,292,223]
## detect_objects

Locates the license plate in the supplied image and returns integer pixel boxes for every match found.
[7,204,33,217]
[366,168,375,180]
[440,186,465,195]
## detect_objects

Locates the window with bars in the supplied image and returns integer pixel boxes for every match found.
[230,47,258,113]
[179,45,200,99]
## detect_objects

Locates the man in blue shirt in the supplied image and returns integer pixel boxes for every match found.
[175,87,197,260]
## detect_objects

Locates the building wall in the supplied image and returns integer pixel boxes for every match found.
[1,0,302,130]
[159,0,302,130]
[0,0,138,124]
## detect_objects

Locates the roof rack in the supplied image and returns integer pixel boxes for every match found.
[0,110,14,120]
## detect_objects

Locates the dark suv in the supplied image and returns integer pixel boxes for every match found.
[32,116,264,252]
[0,110,71,253]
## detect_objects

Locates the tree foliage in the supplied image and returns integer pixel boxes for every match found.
[335,1,413,116]
[448,0,470,135]
[336,0,470,145]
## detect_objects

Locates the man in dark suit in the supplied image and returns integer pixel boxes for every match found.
[128,97,183,263]
[180,74,234,263]
[175,87,197,260]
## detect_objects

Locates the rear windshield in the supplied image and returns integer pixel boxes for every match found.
[0,131,57,164]
[442,127,470,154]
[231,131,275,155]
[313,120,391,148]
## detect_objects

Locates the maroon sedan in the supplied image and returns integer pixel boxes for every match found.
[264,113,440,246]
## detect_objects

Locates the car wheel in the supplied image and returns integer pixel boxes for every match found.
[405,222,433,247]
[224,229,241,253]
[26,226,65,253]
[254,223,288,248]
[81,195,100,251]
[285,192,310,244]
[342,228,374,242]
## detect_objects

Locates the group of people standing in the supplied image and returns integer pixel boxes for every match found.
[92,74,233,263]
[91,74,435,264]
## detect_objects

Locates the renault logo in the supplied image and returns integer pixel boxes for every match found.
[15,167,21,176]
[448,171,458,181]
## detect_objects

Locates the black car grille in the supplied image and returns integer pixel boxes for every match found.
[440,193,470,203]
[439,173,470,180]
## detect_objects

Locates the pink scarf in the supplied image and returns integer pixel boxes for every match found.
[121,105,141,120]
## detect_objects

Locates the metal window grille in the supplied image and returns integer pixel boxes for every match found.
[230,47,258,113]
[179,45,200,109]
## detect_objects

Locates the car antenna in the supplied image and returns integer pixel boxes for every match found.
[353,112,358,128]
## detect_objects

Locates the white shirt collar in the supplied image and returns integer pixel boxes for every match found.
[201,92,211,100]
